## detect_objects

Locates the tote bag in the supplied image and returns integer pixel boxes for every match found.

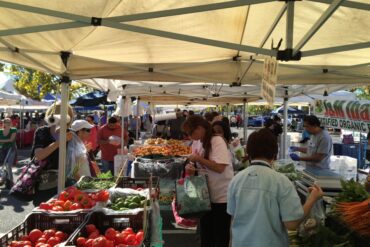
[175,159,211,217]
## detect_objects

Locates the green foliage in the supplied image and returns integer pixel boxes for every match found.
[0,62,92,100]
[351,86,370,100]
[247,105,272,115]
[335,179,369,203]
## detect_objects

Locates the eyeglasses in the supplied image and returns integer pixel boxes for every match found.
[81,128,91,132]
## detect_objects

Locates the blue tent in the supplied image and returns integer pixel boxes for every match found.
[43,93,60,103]
[73,105,115,111]
[70,91,108,107]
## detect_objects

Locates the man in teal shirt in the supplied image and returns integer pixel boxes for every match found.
[227,129,323,247]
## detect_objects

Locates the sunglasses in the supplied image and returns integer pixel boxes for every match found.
[81,128,91,133]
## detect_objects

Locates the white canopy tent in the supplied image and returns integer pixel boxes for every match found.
[1,0,369,191]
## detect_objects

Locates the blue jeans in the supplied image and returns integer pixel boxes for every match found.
[101,160,114,174]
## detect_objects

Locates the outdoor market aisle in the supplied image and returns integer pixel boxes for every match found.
[161,210,200,247]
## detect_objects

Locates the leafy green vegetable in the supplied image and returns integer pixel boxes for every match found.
[77,177,116,190]
[276,163,295,173]
[97,171,113,179]
[298,225,349,247]
[335,179,369,203]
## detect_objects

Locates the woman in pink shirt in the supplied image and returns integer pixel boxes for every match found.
[183,116,234,247]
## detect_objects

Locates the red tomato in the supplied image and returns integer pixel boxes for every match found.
[48,199,57,205]
[46,237,59,246]
[41,234,49,241]
[63,200,73,211]
[55,231,65,241]
[51,206,64,211]
[136,231,144,242]
[39,202,51,210]
[43,229,56,239]
[59,191,69,201]
[35,243,45,247]
[81,197,91,208]
[37,238,47,243]
[125,234,136,245]
[104,228,116,241]
[20,235,30,241]
[76,237,87,247]
[115,233,126,244]
[22,241,32,246]
[85,224,97,234]
[124,227,134,233]
[29,229,43,243]
[91,236,107,247]
[88,230,100,239]
[39,244,51,247]
[85,239,93,247]
[74,193,85,203]
[54,200,65,207]
[97,190,109,202]
[105,240,114,247]
[70,203,82,210]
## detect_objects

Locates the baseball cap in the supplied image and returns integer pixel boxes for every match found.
[71,120,94,132]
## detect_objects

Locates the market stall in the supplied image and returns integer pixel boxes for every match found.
[1,1,370,246]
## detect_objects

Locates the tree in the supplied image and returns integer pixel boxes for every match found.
[0,63,92,100]
[247,105,272,115]
[351,86,370,100]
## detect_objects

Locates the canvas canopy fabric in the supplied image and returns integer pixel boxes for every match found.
[0,0,368,89]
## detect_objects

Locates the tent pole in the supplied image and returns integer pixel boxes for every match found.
[286,0,294,49]
[121,96,126,150]
[136,96,140,140]
[281,88,289,159]
[243,99,247,145]
[57,76,70,193]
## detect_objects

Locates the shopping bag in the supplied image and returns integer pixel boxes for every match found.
[175,171,211,217]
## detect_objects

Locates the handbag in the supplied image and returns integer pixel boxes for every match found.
[175,159,211,217]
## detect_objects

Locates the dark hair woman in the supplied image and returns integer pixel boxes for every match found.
[212,120,232,143]
[182,115,234,247]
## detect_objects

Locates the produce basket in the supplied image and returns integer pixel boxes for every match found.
[65,210,150,246]
[0,212,85,246]
[116,176,159,190]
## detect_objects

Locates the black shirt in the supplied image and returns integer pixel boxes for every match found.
[31,126,59,169]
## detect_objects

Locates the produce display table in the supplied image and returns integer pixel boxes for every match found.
[1,176,159,247]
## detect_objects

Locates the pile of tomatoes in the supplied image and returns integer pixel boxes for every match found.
[38,187,110,211]
[7,228,68,247]
[76,224,144,247]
